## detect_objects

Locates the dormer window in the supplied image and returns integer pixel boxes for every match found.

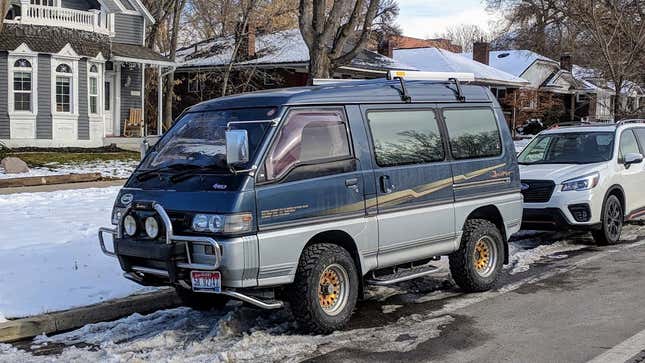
[56,64,72,73]
[13,58,33,112]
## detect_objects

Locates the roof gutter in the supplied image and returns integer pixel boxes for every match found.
[112,56,176,67]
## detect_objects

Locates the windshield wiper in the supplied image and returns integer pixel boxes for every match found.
[169,165,230,183]
[136,164,201,181]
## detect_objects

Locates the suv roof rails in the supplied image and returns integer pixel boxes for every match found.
[386,70,475,103]
[616,119,645,126]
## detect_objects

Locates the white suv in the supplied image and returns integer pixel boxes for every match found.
[518,121,645,245]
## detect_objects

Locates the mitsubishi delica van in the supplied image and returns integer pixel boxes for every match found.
[99,71,523,333]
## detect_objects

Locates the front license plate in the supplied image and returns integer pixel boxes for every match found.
[191,271,221,293]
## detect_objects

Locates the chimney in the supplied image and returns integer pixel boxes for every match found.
[236,19,256,61]
[473,41,490,65]
[378,37,394,58]
[560,53,572,72]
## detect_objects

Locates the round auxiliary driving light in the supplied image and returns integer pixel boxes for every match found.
[124,215,137,236]
[145,217,159,239]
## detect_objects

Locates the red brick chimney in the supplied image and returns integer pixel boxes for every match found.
[378,37,394,58]
[560,53,572,72]
[473,41,490,65]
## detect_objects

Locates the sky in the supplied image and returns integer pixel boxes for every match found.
[397,0,498,38]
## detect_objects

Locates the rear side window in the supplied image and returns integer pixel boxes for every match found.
[633,129,645,151]
[443,108,502,159]
[265,109,351,180]
[367,110,445,167]
[619,130,641,160]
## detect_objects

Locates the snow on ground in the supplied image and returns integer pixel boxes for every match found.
[507,240,587,275]
[0,159,139,180]
[0,187,151,319]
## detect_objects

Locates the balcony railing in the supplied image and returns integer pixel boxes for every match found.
[5,5,114,35]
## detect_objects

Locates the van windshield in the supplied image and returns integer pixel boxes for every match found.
[518,132,615,165]
[140,108,277,171]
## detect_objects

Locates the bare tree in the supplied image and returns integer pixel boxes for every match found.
[298,0,382,83]
[436,24,494,52]
[564,0,645,118]
[0,0,10,33]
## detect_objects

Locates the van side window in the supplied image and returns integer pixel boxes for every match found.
[619,130,641,160]
[265,109,351,180]
[443,108,502,159]
[367,110,444,167]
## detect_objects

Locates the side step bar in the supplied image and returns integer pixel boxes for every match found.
[366,264,441,286]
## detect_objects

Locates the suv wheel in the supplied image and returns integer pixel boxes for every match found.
[592,194,623,245]
[449,219,504,292]
[288,243,359,334]
[175,287,230,311]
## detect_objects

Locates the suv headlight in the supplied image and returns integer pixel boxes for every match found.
[191,213,253,233]
[561,172,600,192]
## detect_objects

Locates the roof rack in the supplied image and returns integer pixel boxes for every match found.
[386,70,475,103]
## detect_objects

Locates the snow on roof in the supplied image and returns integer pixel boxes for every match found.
[177,29,416,72]
[461,50,558,77]
[393,47,529,87]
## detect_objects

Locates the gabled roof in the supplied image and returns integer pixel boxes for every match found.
[461,50,559,77]
[121,0,155,24]
[177,29,416,73]
[0,24,109,57]
[393,47,530,87]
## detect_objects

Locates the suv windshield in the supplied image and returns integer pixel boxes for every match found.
[518,132,615,165]
[140,108,277,171]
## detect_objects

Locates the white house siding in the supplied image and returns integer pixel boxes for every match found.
[119,63,142,133]
[78,59,90,140]
[113,14,144,45]
[0,53,8,139]
[36,54,52,139]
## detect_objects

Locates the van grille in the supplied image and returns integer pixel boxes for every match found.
[521,180,556,203]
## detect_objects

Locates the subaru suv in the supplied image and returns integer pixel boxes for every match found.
[518,121,645,244]
[99,71,522,333]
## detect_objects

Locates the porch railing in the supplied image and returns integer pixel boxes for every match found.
[7,5,113,35]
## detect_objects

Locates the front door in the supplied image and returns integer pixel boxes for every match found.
[618,129,645,217]
[362,106,456,268]
[104,75,115,136]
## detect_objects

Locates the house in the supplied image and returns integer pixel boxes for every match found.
[173,28,417,117]
[0,0,173,148]
[461,46,612,123]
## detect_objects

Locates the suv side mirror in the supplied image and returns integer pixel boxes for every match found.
[225,129,249,165]
[624,152,643,166]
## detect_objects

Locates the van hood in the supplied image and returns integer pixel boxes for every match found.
[115,188,256,215]
[519,163,607,184]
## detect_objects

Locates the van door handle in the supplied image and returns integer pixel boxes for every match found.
[345,178,359,191]
[380,175,394,194]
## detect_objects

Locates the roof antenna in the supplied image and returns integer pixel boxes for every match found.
[449,78,466,102]
[387,72,412,103]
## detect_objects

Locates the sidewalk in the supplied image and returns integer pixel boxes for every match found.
[0,179,125,195]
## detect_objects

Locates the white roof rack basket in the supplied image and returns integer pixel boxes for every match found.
[387,70,475,82]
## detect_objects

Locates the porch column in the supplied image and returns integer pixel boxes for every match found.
[141,64,146,136]
[158,65,163,136]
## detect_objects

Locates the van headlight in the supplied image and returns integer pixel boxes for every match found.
[191,213,253,233]
[561,173,600,192]
[145,217,159,238]
[123,215,137,236]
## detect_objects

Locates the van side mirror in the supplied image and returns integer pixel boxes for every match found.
[225,129,249,165]
[624,152,643,166]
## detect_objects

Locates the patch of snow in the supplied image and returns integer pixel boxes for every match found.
[0,187,152,318]
[507,240,587,275]
[0,159,139,180]
[461,50,558,77]
[381,304,403,314]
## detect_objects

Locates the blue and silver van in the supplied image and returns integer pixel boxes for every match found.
[99,71,523,333]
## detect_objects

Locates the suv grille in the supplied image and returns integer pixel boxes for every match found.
[521,180,556,203]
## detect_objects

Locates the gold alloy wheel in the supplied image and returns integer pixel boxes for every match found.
[318,264,349,316]
[473,236,497,277]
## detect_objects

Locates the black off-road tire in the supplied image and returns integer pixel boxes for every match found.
[175,287,230,311]
[288,243,359,334]
[592,194,623,246]
[449,219,505,292]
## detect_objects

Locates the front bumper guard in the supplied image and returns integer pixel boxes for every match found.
[99,203,283,310]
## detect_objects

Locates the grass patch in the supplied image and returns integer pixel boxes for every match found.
[4,152,139,168]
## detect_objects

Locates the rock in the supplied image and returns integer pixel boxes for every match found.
[1,157,30,174]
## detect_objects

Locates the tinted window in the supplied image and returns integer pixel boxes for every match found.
[266,109,351,180]
[619,130,641,160]
[443,108,502,159]
[367,110,444,167]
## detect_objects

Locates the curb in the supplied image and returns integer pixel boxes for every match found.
[0,179,126,195]
[0,173,103,188]
[0,289,181,343]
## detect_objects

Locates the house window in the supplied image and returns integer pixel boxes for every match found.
[55,63,72,113]
[13,59,32,112]
[30,0,56,6]
[89,64,99,114]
